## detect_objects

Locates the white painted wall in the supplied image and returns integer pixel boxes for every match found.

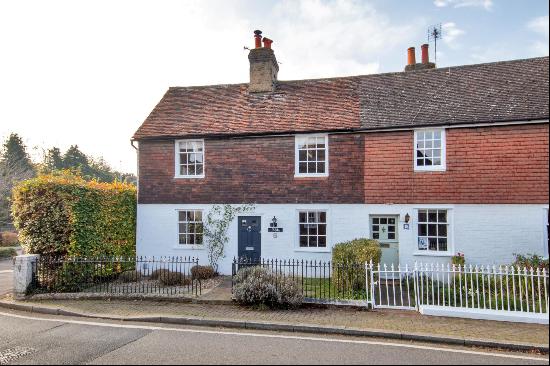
[137,203,549,275]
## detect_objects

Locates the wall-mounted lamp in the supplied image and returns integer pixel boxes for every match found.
[271,216,278,227]
[404,213,411,223]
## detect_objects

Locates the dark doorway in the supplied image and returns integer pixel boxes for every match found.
[238,216,261,261]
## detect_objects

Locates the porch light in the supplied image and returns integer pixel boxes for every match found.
[404,213,411,223]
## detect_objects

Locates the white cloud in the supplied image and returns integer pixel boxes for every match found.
[527,15,549,56]
[434,0,493,10]
[441,22,466,48]
[267,0,419,79]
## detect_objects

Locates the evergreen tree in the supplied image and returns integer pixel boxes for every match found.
[43,147,64,172]
[0,134,35,227]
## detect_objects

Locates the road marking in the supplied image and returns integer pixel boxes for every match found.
[0,311,547,362]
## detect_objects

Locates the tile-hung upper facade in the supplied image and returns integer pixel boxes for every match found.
[133,32,549,274]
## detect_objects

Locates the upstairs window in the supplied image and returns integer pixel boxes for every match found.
[175,140,204,178]
[414,129,446,171]
[295,134,329,177]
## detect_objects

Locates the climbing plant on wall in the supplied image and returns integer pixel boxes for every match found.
[203,203,255,272]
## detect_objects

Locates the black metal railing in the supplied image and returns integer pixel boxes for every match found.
[29,256,202,297]
[232,258,368,303]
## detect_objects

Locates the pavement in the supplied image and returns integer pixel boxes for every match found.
[0,258,13,297]
[0,310,548,365]
[1,297,548,351]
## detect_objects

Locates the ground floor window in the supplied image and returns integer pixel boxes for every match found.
[178,210,203,245]
[417,209,449,252]
[299,211,327,248]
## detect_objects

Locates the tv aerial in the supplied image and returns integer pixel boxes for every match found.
[428,24,443,63]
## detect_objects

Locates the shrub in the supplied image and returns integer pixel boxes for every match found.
[150,269,169,280]
[451,252,466,267]
[332,238,382,264]
[0,232,19,247]
[513,254,549,271]
[233,266,303,309]
[11,173,136,258]
[332,238,381,291]
[158,271,191,286]
[191,265,216,280]
[119,270,142,283]
[0,247,17,259]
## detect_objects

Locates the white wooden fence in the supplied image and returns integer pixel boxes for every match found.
[366,262,549,324]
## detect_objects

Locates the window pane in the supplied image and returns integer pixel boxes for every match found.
[308,162,316,173]
[318,224,326,235]
[196,164,204,175]
[318,236,327,247]
[380,218,387,225]
[317,162,325,173]
[372,218,379,224]
[319,212,326,222]
[388,225,395,233]
[419,224,427,236]
[438,224,447,237]
[317,150,325,161]
[372,225,379,232]
[438,238,448,252]
[299,150,307,162]
[428,211,438,222]
[417,159,425,166]
[418,211,427,222]
[299,162,307,173]
[428,224,437,236]
[299,225,307,235]
[389,218,395,225]
[179,234,187,245]
[373,232,380,239]
[179,223,188,234]
[438,211,447,222]
[188,164,196,175]
[309,236,318,247]
[428,237,438,251]
[299,212,306,222]
[196,234,203,245]
[195,211,202,221]
[299,236,308,247]
[388,233,395,240]
[180,165,188,176]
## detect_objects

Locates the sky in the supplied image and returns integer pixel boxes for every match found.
[0,0,548,173]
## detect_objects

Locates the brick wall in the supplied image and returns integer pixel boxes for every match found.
[138,134,365,204]
[364,124,549,204]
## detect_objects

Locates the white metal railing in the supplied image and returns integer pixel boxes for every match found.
[366,262,549,316]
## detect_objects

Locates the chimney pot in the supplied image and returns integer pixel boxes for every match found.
[254,30,263,49]
[263,37,273,49]
[421,44,429,64]
[407,47,416,66]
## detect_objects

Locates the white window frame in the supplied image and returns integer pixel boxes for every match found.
[176,209,205,249]
[414,128,446,172]
[174,139,205,179]
[543,207,549,259]
[295,209,331,253]
[295,134,329,178]
[413,207,454,257]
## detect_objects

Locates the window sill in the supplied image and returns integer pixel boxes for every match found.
[413,251,454,257]
[174,175,205,179]
[173,245,205,251]
[294,248,331,254]
[294,174,329,179]
[414,167,446,173]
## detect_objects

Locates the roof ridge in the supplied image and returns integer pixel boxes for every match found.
[165,56,549,90]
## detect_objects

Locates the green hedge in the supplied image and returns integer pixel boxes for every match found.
[332,238,381,292]
[11,173,136,258]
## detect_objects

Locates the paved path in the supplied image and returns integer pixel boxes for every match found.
[0,310,547,365]
[0,259,13,296]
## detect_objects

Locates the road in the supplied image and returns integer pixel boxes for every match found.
[0,310,547,365]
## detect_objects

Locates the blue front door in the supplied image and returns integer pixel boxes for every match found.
[238,216,261,261]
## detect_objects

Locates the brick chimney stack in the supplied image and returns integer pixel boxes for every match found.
[248,30,279,93]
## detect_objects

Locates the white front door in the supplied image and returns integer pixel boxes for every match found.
[371,216,400,270]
